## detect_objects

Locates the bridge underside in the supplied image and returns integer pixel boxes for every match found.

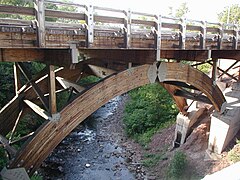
[1,48,240,65]
[0,55,227,175]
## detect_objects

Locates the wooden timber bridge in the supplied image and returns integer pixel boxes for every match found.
[0,0,240,178]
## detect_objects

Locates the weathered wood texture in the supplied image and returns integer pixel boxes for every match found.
[0,58,121,137]
[8,64,188,175]
[0,3,239,51]
[158,62,226,112]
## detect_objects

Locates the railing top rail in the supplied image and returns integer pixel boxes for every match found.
[45,0,87,9]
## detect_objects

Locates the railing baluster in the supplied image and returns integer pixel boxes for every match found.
[34,0,45,47]
[86,4,94,47]
[200,21,206,49]
[233,25,239,50]
[179,18,186,49]
[155,15,162,61]
[217,25,223,49]
[124,9,131,48]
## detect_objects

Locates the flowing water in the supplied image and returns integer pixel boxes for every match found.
[41,96,143,180]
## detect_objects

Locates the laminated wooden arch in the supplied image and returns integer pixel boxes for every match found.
[8,64,186,175]
[7,62,226,175]
[158,62,226,113]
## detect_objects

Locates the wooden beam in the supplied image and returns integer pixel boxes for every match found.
[160,83,187,113]
[24,100,51,120]
[173,89,212,104]
[9,132,34,145]
[218,60,238,79]
[0,49,44,62]
[48,65,57,114]
[163,81,199,90]
[87,64,116,78]
[45,9,85,20]
[208,61,238,81]
[211,59,218,82]
[56,77,85,93]
[34,0,45,47]
[17,62,49,111]
[13,62,22,94]
[0,5,34,16]
[158,62,226,112]
[9,109,23,143]
[0,134,17,158]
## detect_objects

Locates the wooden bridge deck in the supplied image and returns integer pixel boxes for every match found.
[0,0,239,64]
[0,0,240,178]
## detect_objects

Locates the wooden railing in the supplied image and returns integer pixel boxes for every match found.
[0,0,239,50]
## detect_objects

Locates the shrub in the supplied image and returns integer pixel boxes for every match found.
[167,151,187,179]
[228,139,240,163]
[123,83,178,143]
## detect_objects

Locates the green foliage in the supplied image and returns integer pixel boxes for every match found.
[167,151,187,179]
[218,4,240,24]
[78,75,101,86]
[0,62,14,109]
[30,174,43,180]
[0,147,7,170]
[168,3,189,18]
[56,90,70,111]
[197,63,211,74]
[31,62,46,76]
[228,139,240,163]
[175,3,189,18]
[142,153,163,167]
[123,83,178,145]
[0,0,33,20]
[142,147,168,168]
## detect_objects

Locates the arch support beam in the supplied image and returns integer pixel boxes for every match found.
[7,62,226,175]
[158,62,226,113]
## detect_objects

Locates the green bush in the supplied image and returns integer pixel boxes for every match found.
[78,75,100,86]
[228,139,240,163]
[0,147,7,170]
[167,151,187,179]
[197,63,211,73]
[123,83,178,143]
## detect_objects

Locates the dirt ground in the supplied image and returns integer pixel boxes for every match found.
[124,117,240,179]
[105,94,240,179]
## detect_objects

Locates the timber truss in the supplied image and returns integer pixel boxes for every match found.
[0,0,239,177]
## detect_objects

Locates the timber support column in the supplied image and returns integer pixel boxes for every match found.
[208,83,240,154]
[48,65,60,121]
[48,65,57,114]
[211,58,218,84]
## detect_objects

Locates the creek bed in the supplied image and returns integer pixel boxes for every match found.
[41,95,145,180]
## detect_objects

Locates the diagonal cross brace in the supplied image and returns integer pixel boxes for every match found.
[16,62,49,111]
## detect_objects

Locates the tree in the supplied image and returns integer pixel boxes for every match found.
[175,3,189,18]
[218,4,240,24]
[168,2,190,18]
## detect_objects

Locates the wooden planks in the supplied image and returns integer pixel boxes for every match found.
[158,62,226,112]
[8,64,151,174]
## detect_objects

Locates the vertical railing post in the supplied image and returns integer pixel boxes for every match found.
[233,25,239,50]
[200,21,206,49]
[155,15,162,61]
[34,0,45,47]
[124,9,131,48]
[86,4,94,47]
[217,24,223,49]
[179,18,186,49]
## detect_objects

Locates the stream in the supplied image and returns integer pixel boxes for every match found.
[41,95,146,180]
